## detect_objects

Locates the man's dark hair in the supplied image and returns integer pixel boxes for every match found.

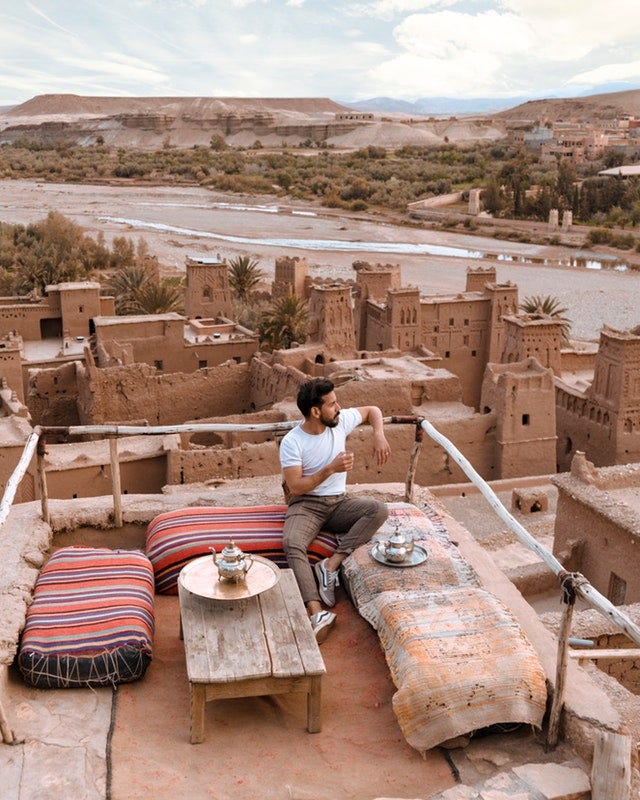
[297,378,335,418]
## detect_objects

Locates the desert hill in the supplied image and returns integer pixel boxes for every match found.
[496,87,640,123]
[7,94,349,117]
[0,93,505,151]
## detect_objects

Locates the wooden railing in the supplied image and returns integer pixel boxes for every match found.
[1,415,639,763]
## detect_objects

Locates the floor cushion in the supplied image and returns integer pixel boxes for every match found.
[145,505,338,594]
[375,587,547,753]
[18,547,155,689]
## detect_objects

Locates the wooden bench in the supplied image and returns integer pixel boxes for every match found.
[178,558,325,744]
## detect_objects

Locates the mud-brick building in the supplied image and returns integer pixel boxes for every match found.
[480,358,557,478]
[556,325,640,471]
[93,313,257,373]
[354,266,519,409]
[553,455,640,605]
[184,256,232,319]
[0,281,114,340]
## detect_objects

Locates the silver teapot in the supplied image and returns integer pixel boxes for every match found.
[383,522,414,564]
[210,541,254,583]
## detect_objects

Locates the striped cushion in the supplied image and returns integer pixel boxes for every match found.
[18,547,155,689]
[145,505,338,594]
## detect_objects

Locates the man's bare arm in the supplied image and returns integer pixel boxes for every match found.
[282,451,354,497]
[356,406,391,466]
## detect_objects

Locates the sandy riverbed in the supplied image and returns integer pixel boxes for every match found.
[1,178,639,340]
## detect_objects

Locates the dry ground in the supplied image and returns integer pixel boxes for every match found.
[1,179,639,340]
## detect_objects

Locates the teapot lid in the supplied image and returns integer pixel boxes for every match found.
[220,539,245,561]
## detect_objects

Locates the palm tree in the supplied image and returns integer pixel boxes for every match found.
[106,265,149,314]
[107,266,184,315]
[133,281,184,315]
[258,295,308,351]
[520,294,571,343]
[228,255,265,302]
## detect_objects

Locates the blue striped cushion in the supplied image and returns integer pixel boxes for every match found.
[19,547,155,689]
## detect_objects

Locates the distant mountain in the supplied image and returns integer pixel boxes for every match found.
[346,96,529,116]
[346,83,640,118]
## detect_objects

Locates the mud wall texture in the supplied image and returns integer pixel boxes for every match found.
[553,468,640,604]
[27,361,81,427]
[168,414,497,488]
[76,361,251,425]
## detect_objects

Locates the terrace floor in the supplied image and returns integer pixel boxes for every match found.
[0,482,601,799]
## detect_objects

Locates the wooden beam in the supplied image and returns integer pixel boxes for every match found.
[570,648,640,661]
[591,730,631,800]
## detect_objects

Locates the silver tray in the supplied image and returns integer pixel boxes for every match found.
[371,542,428,567]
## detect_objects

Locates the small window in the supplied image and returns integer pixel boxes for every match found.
[203,287,211,298]
[198,360,208,369]
[78,305,84,313]
[522,413,530,425]
[471,349,477,357]
[463,318,469,326]
[449,318,454,326]
[444,350,450,358]
[463,335,469,346]
[608,572,627,605]
[154,360,163,371]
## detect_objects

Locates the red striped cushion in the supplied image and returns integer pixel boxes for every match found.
[145,505,338,594]
[19,547,155,689]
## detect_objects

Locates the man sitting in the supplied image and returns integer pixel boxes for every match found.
[279,378,391,642]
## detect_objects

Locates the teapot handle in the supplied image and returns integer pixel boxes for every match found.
[245,553,254,572]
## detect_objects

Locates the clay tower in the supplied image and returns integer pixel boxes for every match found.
[185,257,232,320]
[307,284,355,356]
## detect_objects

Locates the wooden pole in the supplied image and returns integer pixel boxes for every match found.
[591,730,631,800]
[36,435,50,526]
[546,572,577,750]
[109,436,123,528]
[418,418,640,647]
[404,421,424,503]
[0,427,41,531]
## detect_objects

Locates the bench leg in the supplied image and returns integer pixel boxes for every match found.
[307,676,322,733]
[190,683,206,744]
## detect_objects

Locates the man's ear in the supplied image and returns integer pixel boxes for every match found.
[309,405,321,420]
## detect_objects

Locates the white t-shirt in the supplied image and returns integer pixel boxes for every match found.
[279,408,362,496]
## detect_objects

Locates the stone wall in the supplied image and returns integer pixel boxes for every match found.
[27,361,81,427]
[552,459,640,604]
[76,360,251,425]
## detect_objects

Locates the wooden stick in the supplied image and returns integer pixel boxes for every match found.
[546,589,575,750]
[404,422,424,503]
[569,648,640,660]
[109,436,123,528]
[591,730,631,800]
[36,435,50,526]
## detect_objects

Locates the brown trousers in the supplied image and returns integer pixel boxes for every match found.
[283,494,388,605]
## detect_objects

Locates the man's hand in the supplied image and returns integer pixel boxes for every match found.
[372,433,391,466]
[331,450,355,473]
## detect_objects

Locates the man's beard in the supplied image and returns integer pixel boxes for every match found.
[320,409,339,428]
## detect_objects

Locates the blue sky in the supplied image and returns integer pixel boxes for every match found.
[2,0,640,106]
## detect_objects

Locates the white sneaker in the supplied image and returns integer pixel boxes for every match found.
[314,559,340,607]
[310,610,336,643]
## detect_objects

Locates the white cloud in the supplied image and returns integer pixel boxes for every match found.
[2,0,640,105]
[567,60,640,86]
